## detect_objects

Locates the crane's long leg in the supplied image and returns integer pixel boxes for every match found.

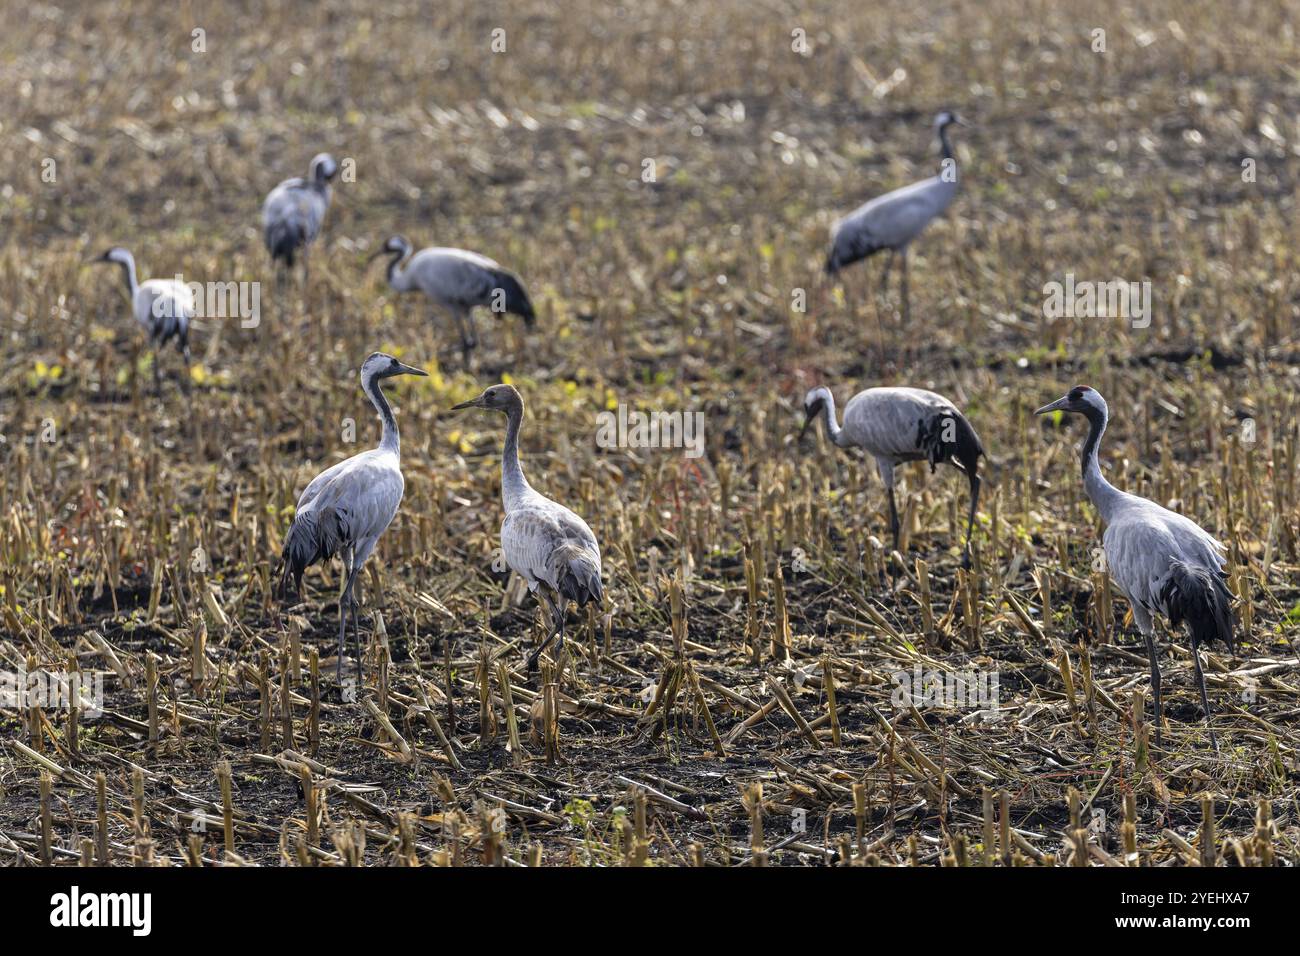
[179,334,193,394]
[336,562,348,685]
[961,470,981,570]
[527,589,566,672]
[150,340,163,396]
[456,308,478,369]
[337,547,359,688]
[879,250,895,298]
[887,486,901,555]
[1142,627,1162,751]
[1190,644,1219,753]
[345,565,363,689]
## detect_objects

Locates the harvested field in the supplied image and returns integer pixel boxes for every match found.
[0,0,1298,868]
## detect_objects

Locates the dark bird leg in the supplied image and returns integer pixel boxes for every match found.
[527,589,565,673]
[961,470,981,570]
[887,486,901,555]
[345,565,364,690]
[1142,627,1163,751]
[879,250,895,298]
[1190,644,1219,753]
[151,347,163,396]
[455,309,478,370]
[179,335,193,393]
[337,550,357,688]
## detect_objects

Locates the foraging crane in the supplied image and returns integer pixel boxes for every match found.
[262,153,338,282]
[451,384,602,671]
[802,384,984,567]
[825,111,967,321]
[90,247,195,392]
[1036,386,1235,751]
[278,352,427,684]
[371,235,535,366]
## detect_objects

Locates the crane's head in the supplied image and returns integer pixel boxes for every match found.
[800,386,834,438]
[1035,385,1108,420]
[367,235,412,265]
[360,351,428,385]
[451,383,523,414]
[310,153,339,183]
[89,247,133,267]
[934,110,968,131]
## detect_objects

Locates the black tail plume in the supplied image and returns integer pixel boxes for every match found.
[276,509,346,602]
[489,269,535,325]
[917,409,985,474]
[1161,561,1236,656]
[265,221,304,266]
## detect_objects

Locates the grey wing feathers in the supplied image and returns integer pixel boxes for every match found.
[502,502,602,606]
[551,541,603,606]
[263,179,328,265]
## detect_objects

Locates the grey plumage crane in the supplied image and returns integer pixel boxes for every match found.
[90,247,195,392]
[262,153,338,283]
[372,235,535,366]
[451,384,602,671]
[1036,385,1235,751]
[802,384,984,567]
[825,111,967,321]
[279,351,427,684]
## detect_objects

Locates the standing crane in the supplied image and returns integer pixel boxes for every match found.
[262,153,338,286]
[371,235,535,366]
[825,111,967,321]
[90,247,195,392]
[451,384,602,671]
[1036,386,1235,751]
[278,351,427,685]
[801,384,984,567]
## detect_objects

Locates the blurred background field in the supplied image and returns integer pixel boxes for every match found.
[0,0,1298,866]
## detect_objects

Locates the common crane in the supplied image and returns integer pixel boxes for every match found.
[825,111,967,321]
[802,384,984,567]
[263,153,338,283]
[1036,385,1235,751]
[90,247,195,392]
[372,235,535,366]
[278,351,427,685]
[451,384,602,671]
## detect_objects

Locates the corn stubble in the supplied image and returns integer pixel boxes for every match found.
[1,0,1299,866]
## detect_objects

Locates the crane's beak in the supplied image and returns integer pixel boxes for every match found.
[396,362,428,377]
[955,116,971,127]
[366,248,390,265]
[1035,396,1069,415]
[450,397,482,411]
[799,403,820,439]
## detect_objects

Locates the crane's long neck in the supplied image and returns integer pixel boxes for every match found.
[1080,405,1122,522]
[938,124,955,162]
[386,251,413,292]
[501,399,532,510]
[820,394,848,448]
[116,254,139,299]
[364,372,400,455]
